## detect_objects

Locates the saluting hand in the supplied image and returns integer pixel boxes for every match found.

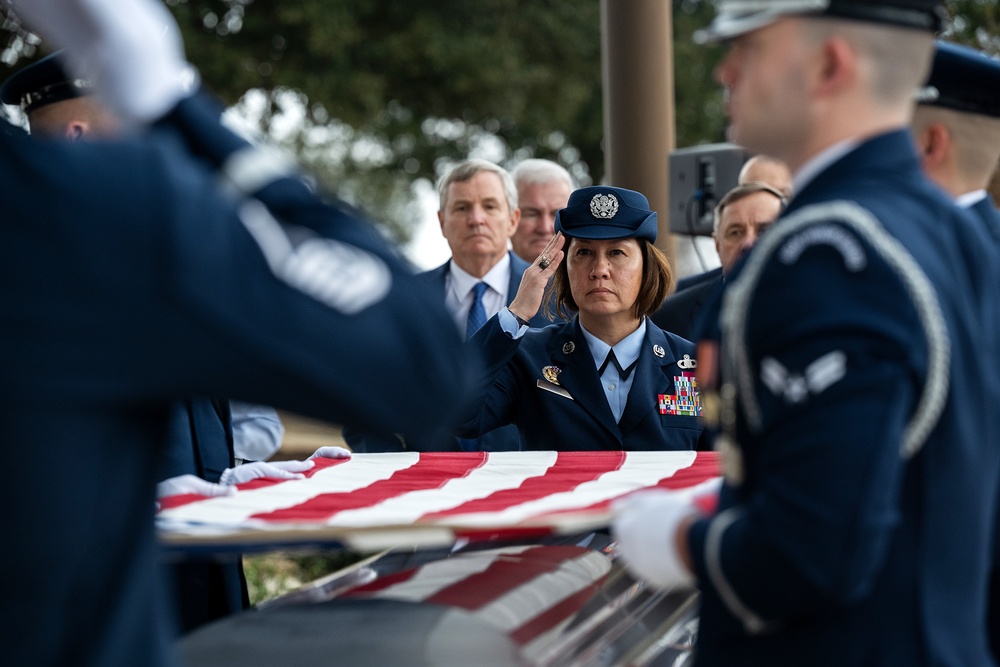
[508,232,565,323]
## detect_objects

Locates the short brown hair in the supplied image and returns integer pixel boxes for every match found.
[543,239,674,321]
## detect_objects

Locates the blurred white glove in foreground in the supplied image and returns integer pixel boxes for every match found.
[9,0,197,123]
[611,490,698,590]
[310,446,352,459]
[156,474,235,499]
[219,459,314,486]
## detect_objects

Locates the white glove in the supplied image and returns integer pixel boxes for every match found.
[9,0,198,123]
[219,459,315,486]
[156,474,236,499]
[611,490,698,590]
[310,446,352,459]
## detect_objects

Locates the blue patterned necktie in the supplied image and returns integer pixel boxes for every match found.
[466,282,489,341]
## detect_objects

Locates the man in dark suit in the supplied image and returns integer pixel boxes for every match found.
[652,182,784,339]
[348,159,547,452]
[669,155,791,296]
[911,40,1000,663]
[614,2,1000,665]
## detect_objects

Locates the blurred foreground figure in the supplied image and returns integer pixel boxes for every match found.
[911,40,1000,664]
[0,50,291,633]
[1,1,473,665]
[614,1,1000,665]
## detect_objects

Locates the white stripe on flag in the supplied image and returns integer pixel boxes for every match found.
[440,450,698,527]
[159,453,421,525]
[328,451,559,527]
[472,550,610,632]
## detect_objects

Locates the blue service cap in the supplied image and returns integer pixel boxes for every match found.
[555,186,658,243]
[0,52,90,113]
[916,41,1000,119]
[694,0,945,44]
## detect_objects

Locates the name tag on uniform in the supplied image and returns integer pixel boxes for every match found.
[536,380,574,401]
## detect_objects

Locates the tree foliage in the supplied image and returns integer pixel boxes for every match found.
[0,1,995,239]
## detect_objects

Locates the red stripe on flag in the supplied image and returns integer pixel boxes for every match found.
[509,577,606,646]
[249,452,488,522]
[427,545,588,611]
[157,493,205,511]
[422,451,627,520]
[235,455,347,492]
[520,451,721,519]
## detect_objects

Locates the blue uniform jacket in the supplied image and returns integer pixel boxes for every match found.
[346,251,550,452]
[161,398,249,633]
[0,92,475,667]
[687,131,1000,666]
[969,195,1000,664]
[458,315,707,451]
[651,273,723,341]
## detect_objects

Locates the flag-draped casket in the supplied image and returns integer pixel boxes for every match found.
[163,451,720,666]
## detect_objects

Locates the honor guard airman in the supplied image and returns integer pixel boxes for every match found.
[613,1,1000,665]
[911,39,1000,664]
[1,1,475,665]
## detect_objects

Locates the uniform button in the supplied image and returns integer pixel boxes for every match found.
[608,383,616,390]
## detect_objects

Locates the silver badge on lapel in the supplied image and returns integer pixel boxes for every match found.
[677,354,696,369]
[542,365,562,385]
[562,341,576,355]
[590,193,619,219]
[652,344,665,358]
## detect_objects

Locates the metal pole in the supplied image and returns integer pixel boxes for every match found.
[600,0,676,261]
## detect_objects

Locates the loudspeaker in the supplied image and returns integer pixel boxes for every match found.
[668,143,751,236]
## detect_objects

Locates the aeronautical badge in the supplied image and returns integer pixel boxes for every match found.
[562,341,576,354]
[590,193,619,219]
[652,344,665,358]
[716,432,744,486]
[760,351,846,404]
[542,365,562,385]
[658,372,702,417]
[677,353,696,369]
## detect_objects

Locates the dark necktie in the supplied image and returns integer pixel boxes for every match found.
[466,282,489,341]
[598,348,637,380]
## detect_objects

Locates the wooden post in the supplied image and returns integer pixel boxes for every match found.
[600,0,676,262]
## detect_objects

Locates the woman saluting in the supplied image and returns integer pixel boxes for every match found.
[458,185,707,451]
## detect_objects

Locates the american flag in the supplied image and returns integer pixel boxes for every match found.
[158,450,720,551]
[339,543,616,665]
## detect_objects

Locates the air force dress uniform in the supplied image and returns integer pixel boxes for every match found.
[0,84,476,667]
[1,53,253,634]
[345,250,548,452]
[464,316,705,451]
[422,250,549,452]
[459,186,707,452]
[685,2,1000,665]
[918,40,1000,246]
[918,39,1000,663]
